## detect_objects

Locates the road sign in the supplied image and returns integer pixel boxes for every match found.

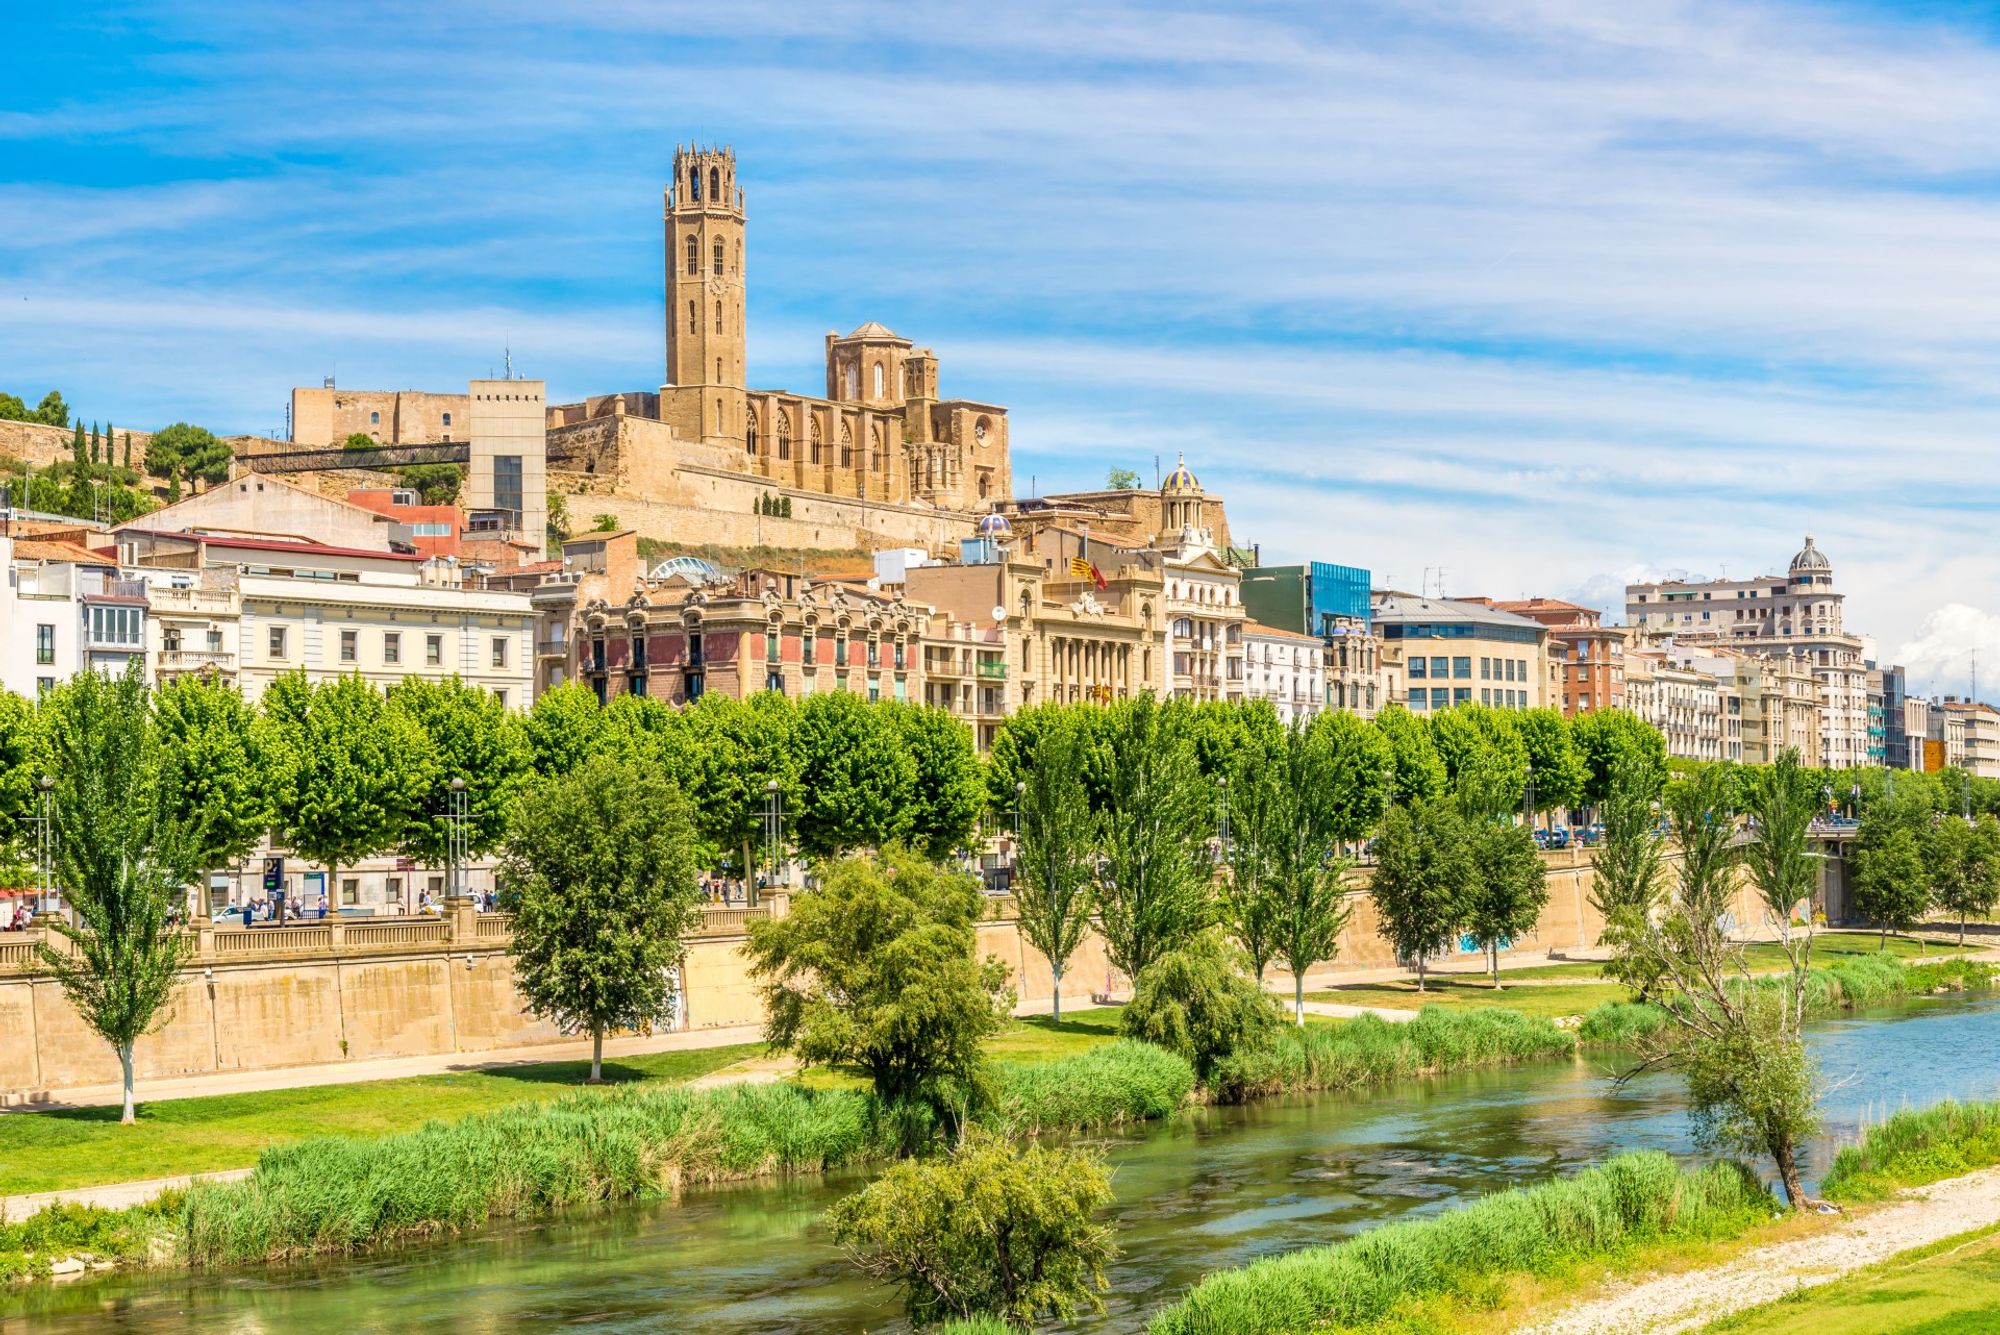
[261,856,284,893]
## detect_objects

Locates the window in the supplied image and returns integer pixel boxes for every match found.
[1409,657,1427,679]
[36,677,52,695]
[495,690,508,709]
[709,166,720,199]
[713,238,725,276]
[494,455,522,523]
[1452,656,1471,679]
[803,633,817,666]
[1430,688,1450,709]
[688,300,696,333]
[206,628,223,652]
[1480,657,1491,679]
[1429,655,1448,678]
[686,235,699,275]
[491,637,508,668]
[766,631,779,663]
[1482,688,1492,705]
[342,879,361,907]
[766,671,784,693]
[426,633,442,666]
[340,629,357,663]
[715,301,723,334]
[409,522,452,537]
[269,626,288,659]
[441,412,451,427]
[1454,687,1472,705]
[384,632,401,665]
[35,624,53,665]
[873,363,885,397]
[369,411,379,425]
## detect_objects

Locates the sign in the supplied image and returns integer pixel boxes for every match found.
[261,856,284,892]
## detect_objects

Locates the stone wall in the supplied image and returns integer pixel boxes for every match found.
[0,420,156,471]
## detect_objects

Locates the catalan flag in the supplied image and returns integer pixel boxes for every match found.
[1069,556,1093,579]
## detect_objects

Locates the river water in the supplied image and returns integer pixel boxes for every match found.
[6,994,1998,1334]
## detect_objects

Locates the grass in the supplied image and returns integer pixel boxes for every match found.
[1695,1222,2000,1334]
[991,1040,1196,1133]
[1212,1006,1576,1102]
[0,1043,761,1198]
[1308,978,1636,1020]
[1821,1100,2000,1203]
[1445,932,1972,986]
[985,1005,1126,1062]
[1145,1151,1773,1335]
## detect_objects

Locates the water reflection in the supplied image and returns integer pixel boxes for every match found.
[7,994,1997,1334]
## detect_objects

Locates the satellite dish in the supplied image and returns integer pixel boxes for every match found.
[992,606,1008,623]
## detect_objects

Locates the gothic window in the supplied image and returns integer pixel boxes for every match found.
[715,301,723,333]
[809,417,823,464]
[840,420,854,467]
[777,409,792,460]
[687,300,696,334]
[746,407,759,456]
[978,476,988,500]
[870,424,885,472]
[873,362,885,398]
[735,238,741,272]
[688,166,700,201]
[715,398,723,433]
[715,359,722,381]
[713,239,725,276]
[685,235,698,276]
[708,166,719,200]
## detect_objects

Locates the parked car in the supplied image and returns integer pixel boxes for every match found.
[1541,826,1569,849]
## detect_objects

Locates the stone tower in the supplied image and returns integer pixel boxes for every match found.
[664,144,746,398]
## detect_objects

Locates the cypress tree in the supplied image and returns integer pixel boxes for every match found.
[90,422,101,467]
[70,422,86,472]
[122,431,131,470]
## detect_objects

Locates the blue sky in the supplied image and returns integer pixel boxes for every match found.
[6,0,2000,691]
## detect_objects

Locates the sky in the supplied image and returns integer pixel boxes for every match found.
[5,0,2000,694]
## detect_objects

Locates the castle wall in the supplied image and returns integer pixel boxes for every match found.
[289,388,470,449]
[0,420,156,471]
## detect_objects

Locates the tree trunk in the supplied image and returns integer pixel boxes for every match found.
[1050,962,1063,1024]
[1962,915,1970,948]
[589,1021,605,1084]
[118,1042,136,1125]
[1491,941,1502,990]
[1772,1131,1805,1211]
[1414,954,1426,992]
[1294,972,1305,1026]
[1878,922,1887,951]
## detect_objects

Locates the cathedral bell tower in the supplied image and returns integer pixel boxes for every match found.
[665,144,746,394]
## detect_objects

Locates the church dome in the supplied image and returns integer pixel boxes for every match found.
[1789,535,1831,575]
[1161,454,1201,495]
[847,321,899,340]
[976,512,1012,538]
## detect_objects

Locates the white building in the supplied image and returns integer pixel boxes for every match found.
[1,531,148,698]
[1155,459,1245,703]
[1242,621,1325,724]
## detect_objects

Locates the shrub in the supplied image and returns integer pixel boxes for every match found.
[1122,931,1283,1083]
[1146,1151,1771,1335]
[990,1040,1195,1133]
[1822,1099,2000,1202]
[827,1128,1116,1329]
[1578,1001,1669,1047]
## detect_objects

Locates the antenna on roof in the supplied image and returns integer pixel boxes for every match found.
[504,345,514,381]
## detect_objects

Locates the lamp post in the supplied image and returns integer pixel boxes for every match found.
[1848,781,1860,823]
[1522,759,1535,827]
[445,776,469,902]
[34,775,54,918]
[1965,772,1974,824]
[761,779,783,905]
[1012,780,1026,895]
[1821,784,1834,824]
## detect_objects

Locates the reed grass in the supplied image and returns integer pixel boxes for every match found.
[1211,1006,1576,1102]
[1821,1099,2000,1203]
[1145,1151,1772,1335]
[990,1040,1196,1133]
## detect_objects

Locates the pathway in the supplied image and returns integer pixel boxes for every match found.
[1517,1166,2000,1334]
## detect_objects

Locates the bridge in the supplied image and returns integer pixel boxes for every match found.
[236,441,472,475]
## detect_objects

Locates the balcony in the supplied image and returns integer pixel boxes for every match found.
[536,639,568,658]
[157,649,235,675]
[148,585,238,616]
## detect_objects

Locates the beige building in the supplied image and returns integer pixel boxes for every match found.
[1153,461,1245,703]
[1937,700,2000,779]
[1684,648,1820,767]
[1243,621,1324,724]
[1626,648,1730,762]
[1928,705,1970,773]
[290,147,1008,557]
[1371,593,1550,713]
[1627,538,1869,768]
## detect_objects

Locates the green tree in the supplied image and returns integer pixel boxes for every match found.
[827,1130,1116,1329]
[1093,695,1214,983]
[35,665,198,1123]
[521,681,608,778]
[70,421,86,476]
[89,422,101,466]
[600,691,701,791]
[145,422,232,498]
[1517,707,1586,818]
[341,431,376,450]
[746,852,1011,1139]
[591,513,620,531]
[1742,749,1821,969]
[1591,754,1669,993]
[0,391,26,421]
[1313,710,1395,845]
[1121,930,1281,1083]
[889,703,986,861]
[545,491,572,556]
[1374,704,1446,805]
[398,463,462,505]
[260,673,429,912]
[1464,820,1547,988]
[791,691,917,858]
[152,675,268,898]
[0,689,38,883]
[1849,788,1935,948]
[1368,797,1472,990]
[501,756,703,1081]
[1105,467,1142,490]
[685,691,797,882]
[121,431,132,470]
[1573,708,1668,811]
[387,677,532,876]
[1010,712,1097,1023]
[34,390,68,427]
[1928,814,2000,946]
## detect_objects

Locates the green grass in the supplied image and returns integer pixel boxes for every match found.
[0,1043,760,1197]
[985,1005,1126,1062]
[991,1040,1196,1133]
[1308,978,1636,1020]
[1212,1006,1577,1102]
[1146,1151,1773,1335]
[1821,1100,2000,1203]
[1697,1223,2000,1334]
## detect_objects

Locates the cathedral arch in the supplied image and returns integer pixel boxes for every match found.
[777,408,793,460]
[809,416,823,464]
[839,420,854,468]
[872,362,885,398]
[708,166,720,200]
[746,407,759,456]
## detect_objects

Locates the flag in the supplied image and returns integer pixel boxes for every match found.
[1068,556,1092,579]
[1090,562,1107,590]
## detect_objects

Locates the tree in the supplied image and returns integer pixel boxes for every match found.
[1742,749,1821,973]
[398,463,462,505]
[827,1130,1116,1329]
[1464,820,1546,988]
[791,691,917,858]
[35,665,198,1123]
[521,681,608,778]
[0,688,38,883]
[1093,695,1214,984]
[1011,713,1096,1023]
[1517,707,1587,819]
[152,675,268,903]
[36,390,68,427]
[1928,813,2000,946]
[1368,797,1472,990]
[1121,930,1281,1082]
[1374,704,1446,805]
[259,673,430,912]
[1573,708,1668,812]
[591,513,620,531]
[685,691,797,881]
[1605,758,1819,1209]
[387,677,532,877]
[0,391,27,421]
[1314,710,1395,845]
[889,702,986,862]
[145,422,232,498]
[1591,754,1669,994]
[70,422,86,476]
[501,756,702,1081]
[1105,467,1142,490]
[1849,788,1935,948]
[1429,703,1527,819]
[121,431,132,470]
[745,852,1011,1139]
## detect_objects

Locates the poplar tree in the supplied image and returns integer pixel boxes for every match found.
[1092,695,1213,984]
[1368,797,1472,990]
[1014,713,1098,1022]
[153,674,269,902]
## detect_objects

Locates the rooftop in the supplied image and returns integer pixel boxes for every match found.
[1372,592,1547,632]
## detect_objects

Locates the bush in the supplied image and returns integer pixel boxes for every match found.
[1210,1006,1575,1103]
[827,1128,1116,1329]
[990,1040,1195,1133]
[1578,1001,1670,1047]
[1822,1099,2000,1202]
[1146,1151,1771,1335]
[0,1196,176,1280]
[1121,932,1283,1083]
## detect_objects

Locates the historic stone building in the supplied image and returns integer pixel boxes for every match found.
[288,145,1010,555]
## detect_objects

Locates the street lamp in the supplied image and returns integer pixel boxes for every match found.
[1848,781,1860,822]
[1522,759,1535,827]
[34,775,54,918]
[445,776,469,903]
[1011,780,1026,894]
[761,779,784,905]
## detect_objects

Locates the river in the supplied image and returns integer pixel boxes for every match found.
[6,993,1997,1334]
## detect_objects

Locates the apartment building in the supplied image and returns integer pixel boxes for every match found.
[0,531,148,697]
[1242,621,1325,724]
[1372,593,1551,713]
[1240,560,1383,718]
